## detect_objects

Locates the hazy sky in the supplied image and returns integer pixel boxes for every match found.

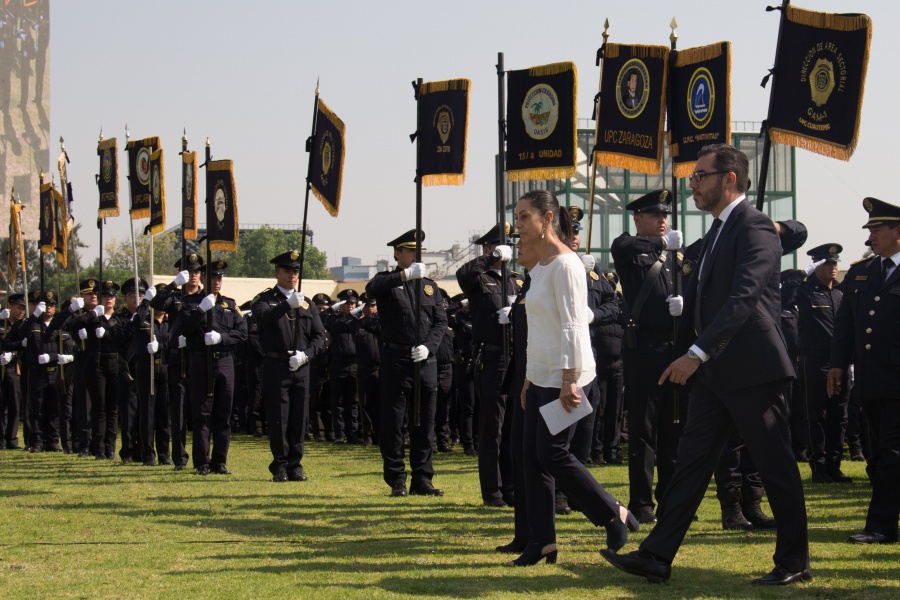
[49,0,898,270]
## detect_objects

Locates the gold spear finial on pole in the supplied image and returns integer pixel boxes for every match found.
[316,77,320,95]
[125,123,130,141]
[99,127,103,142]
[205,136,210,148]
[670,17,678,45]
[182,127,187,144]
[603,18,610,44]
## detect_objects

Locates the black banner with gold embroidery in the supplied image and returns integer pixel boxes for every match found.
[310,99,346,216]
[9,200,25,287]
[148,148,166,235]
[39,183,55,253]
[767,6,872,160]
[125,136,159,219]
[53,186,68,268]
[182,150,198,240]
[417,79,470,186]
[506,62,577,182]
[669,42,731,178]
[593,44,669,175]
[206,160,238,252]
[97,137,119,219]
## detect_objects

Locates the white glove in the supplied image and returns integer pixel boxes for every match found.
[241,309,252,318]
[58,354,74,365]
[0,352,12,365]
[495,245,512,262]
[178,335,186,349]
[662,229,683,251]
[411,345,428,363]
[174,270,190,286]
[667,294,684,317]
[38,353,50,364]
[69,298,84,312]
[78,328,88,340]
[460,298,469,308]
[497,306,512,325]
[804,259,826,277]
[144,286,157,302]
[350,306,364,317]
[403,262,426,281]
[288,350,310,371]
[33,301,46,318]
[147,336,159,355]
[204,331,222,345]
[0,308,9,320]
[288,290,304,308]
[199,294,216,313]
[581,253,596,272]
[331,299,346,311]
[21,338,27,348]
[95,327,106,339]
[93,305,105,318]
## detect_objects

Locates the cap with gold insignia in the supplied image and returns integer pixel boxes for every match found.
[568,206,585,232]
[387,228,426,250]
[270,250,302,269]
[807,243,842,263]
[359,292,376,306]
[862,197,900,229]
[174,253,205,271]
[80,279,100,294]
[100,280,120,296]
[8,293,26,307]
[121,278,149,296]
[473,222,513,245]
[312,292,332,306]
[29,290,57,306]
[605,272,619,285]
[625,189,672,214]
[336,288,360,304]
[208,260,228,276]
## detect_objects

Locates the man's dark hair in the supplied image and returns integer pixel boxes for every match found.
[698,143,749,194]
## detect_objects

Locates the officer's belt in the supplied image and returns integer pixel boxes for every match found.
[154,357,164,366]
[476,342,503,353]
[263,351,292,361]
[637,331,674,342]
[86,351,119,359]
[191,350,233,359]
[382,342,412,352]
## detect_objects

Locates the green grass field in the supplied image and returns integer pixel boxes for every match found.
[1,435,897,599]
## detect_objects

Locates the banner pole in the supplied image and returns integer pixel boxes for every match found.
[413,76,423,428]
[587,19,610,258]
[496,52,510,369]
[756,0,791,212]
[300,80,320,289]
[669,17,681,425]
[204,138,213,399]
[180,130,189,380]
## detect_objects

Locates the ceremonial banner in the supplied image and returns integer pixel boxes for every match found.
[125,136,160,219]
[669,42,731,178]
[8,201,25,287]
[309,98,346,216]
[97,137,120,219]
[39,183,55,253]
[53,187,68,268]
[593,44,669,175]
[506,62,577,182]
[417,79,470,187]
[148,148,166,235]
[58,150,75,220]
[182,150,198,240]
[206,160,238,252]
[767,6,872,160]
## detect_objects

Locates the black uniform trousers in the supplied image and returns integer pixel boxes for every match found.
[168,350,190,467]
[86,352,119,458]
[592,356,624,462]
[264,360,309,477]
[71,357,92,454]
[357,364,380,444]
[1,369,21,448]
[475,348,514,503]
[308,364,333,441]
[189,352,234,469]
[136,358,171,463]
[379,346,437,487]
[434,362,453,447]
[642,378,809,573]
[455,361,476,451]
[246,356,265,434]
[522,381,619,545]
[328,359,359,441]
[861,396,900,539]
[624,338,685,513]
[801,351,850,471]
[118,363,139,461]
[27,365,59,450]
[57,364,75,452]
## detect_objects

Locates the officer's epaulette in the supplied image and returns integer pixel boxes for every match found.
[509,270,522,277]
[850,255,876,266]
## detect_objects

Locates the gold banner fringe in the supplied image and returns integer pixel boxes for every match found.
[593,151,661,176]
[674,41,726,67]
[125,136,160,150]
[53,188,68,269]
[769,128,853,161]
[98,207,120,219]
[423,173,465,186]
[97,138,117,151]
[605,44,669,61]
[131,208,150,219]
[316,98,347,210]
[419,78,471,95]
[529,61,574,77]
[674,162,696,179]
[312,187,340,218]
[786,5,871,32]
[506,166,577,183]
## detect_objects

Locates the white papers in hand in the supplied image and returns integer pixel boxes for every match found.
[539,387,592,435]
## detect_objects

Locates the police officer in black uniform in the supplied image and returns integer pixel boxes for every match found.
[829,198,900,545]
[351,292,380,445]
[611,189,685,524]
[25,291,70,452]
[117,278,145,463]
[325,288,363,443]
[447,294,476,455]
[456,222,521,507]
[0,294,27,450]
[252,250,326,482]
[433,288,455,453]
[134,283,172,466]
[798,243,851,483]
[239,299,265,436]
[178,261,247,475]
[308,293,334,442]
[366,229,447,497]
[592,272,626,465]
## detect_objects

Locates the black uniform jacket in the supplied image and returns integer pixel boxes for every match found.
[456,255,522,345]
[179,292,248,353]
[365,269,446,356]
[251,288,325,360]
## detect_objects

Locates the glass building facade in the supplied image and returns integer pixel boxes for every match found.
[504,120,797,274]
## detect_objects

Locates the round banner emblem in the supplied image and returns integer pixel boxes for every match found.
[136,147,152,186]
[185,164,193,201]
[687,67,715,129]
[616,59,650,118]
[102,149,112,183]
[152,165,161,205]
[434,105,454,144]
[810,58,835,107]
[522,84,559,140]
[213,181,228,227]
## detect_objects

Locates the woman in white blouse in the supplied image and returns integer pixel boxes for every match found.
[507,189,637,567]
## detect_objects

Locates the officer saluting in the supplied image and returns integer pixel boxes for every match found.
[252,250,325,482]
[366,229,447,497]
[829,197,900,545]
[178,260,247,475]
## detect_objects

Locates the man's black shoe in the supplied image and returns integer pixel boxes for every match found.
[848,530,897,544]
[410,482,444,497]
[159,457,173,466]
[600,549,671,583]
[390,483,408,497]
[485,497,508,508]
[555,496,572,515]
[288,471,307,482]
[436,442,454,453]
[463,446,477,456]
[273,472,289,482]
[143,459,157,467]
[751,565,812,585]
[635,508,658,524]
[211,465,231,475]
[121,457,133,465]
[173,464,186,471]
[828,469,852,483]
[811,471,833,484]
[195,466,210,476]
[78,449,90,457]
[849,451,866,462]
[30,446,43,453]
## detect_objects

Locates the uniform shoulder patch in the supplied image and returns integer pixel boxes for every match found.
[590,271,600,281]
[850,255,875,266]
[683,260,694,275]
[302,300,310,310]
[424,284,434,296]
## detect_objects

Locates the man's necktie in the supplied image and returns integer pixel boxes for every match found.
[882,257,894,285]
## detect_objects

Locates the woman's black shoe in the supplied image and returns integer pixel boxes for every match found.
[505,543,557,566]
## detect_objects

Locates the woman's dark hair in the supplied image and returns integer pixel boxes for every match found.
[519,189,575,244]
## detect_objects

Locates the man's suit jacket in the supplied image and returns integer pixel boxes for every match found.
[676,200,795,392]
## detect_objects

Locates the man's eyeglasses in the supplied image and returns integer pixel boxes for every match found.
[688,170,728,183]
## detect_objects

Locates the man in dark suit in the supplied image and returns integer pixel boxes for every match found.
[829,197,900,545]
[602,143,810,586]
